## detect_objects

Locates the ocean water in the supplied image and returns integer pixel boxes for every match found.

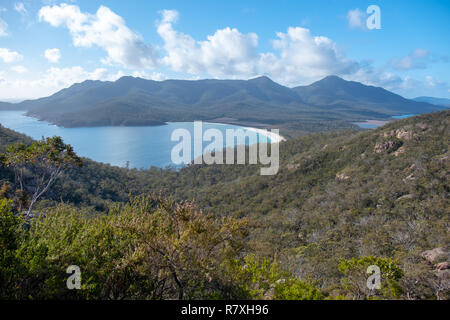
[0,111,273,169]
[392,114,415,119]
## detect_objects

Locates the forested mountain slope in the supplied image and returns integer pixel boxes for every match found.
[293,75,440,115]
[2,76,444,133]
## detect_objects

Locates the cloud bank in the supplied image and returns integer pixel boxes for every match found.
[157,10,359,86]
[0,4,447,100]
[0,66,124,100]
[39,3,158,69]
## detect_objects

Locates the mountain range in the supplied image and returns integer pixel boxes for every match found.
[1,75,446,131]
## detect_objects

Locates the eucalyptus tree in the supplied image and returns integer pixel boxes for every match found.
[1,136,82,216]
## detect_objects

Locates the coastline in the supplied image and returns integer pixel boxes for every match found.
[197,121,286,144]
[243,126,286,144]
[4,112,287,144]
[359,119,391,126]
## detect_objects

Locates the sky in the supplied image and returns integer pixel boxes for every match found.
[0,0,449,101]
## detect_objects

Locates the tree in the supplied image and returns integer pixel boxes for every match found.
[274,278,324,300]
[0,199,24,298]
[10,196,249,300]
[118,196,249,299]
[1,136,82,216]
[338,256,404,299]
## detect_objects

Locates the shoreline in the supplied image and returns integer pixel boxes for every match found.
[4,111,287,145]
[189,120,286,144]
[358,119,391,126]
[243,126,286,144]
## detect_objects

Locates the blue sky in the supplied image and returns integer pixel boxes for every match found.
[0,0,449,101]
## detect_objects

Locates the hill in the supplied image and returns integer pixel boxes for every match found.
[0,110,448,299]
[1,76,444,135]
[18,76,309,128]
[413,96,450,108]
[293,75,442,116]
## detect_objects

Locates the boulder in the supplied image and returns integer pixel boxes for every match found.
[396,129,413,140]
[374,141,394,153]
[336,173,350,181]
[396,194,414,201]
[421,247,447,264]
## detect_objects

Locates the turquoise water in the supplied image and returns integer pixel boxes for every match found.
[354,123,380,129]
[0,111,270,169]
[392,114,415,119]
[355,114,417,129]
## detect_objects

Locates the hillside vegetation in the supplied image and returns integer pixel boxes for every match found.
[0,110,448,299]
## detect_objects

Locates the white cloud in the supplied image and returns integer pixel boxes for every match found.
[391,48,429,70]
[44,48,61,63]
[347,9,366,29]
[34,6,367,87]
[38,4,158,69]
[0,66,125,100]
[131,71,166,81]
[41,66,113,87]
[14,2,27,16]
[424,75,447,89]
[265,27,359,84]
[0,18,7,36]
[389,48,447,71]
[11,65,27,74]
[425,76,435,87]
[343,65,450,98]
[4,7,447,100]
[157,10,358,86]
[0,48,23,63]
[158,10,259,78]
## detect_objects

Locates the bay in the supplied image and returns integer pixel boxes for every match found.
[0,111,275,169]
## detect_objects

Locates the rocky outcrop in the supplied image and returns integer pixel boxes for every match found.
[374,141,396,153]
[336,172,350,181]
[421,247,448,264]
[396,129,413,141]
[287,163,300,171]
[377,127,412,155]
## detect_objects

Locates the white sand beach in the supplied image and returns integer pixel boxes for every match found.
[244,127,286,144]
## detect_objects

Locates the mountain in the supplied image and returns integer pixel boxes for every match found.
[293,75,443,116]
[18,76,311,128]
[413,96,450,107]
[2,75,444,130]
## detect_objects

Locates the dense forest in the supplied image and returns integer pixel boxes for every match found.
[0,110,449,299]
